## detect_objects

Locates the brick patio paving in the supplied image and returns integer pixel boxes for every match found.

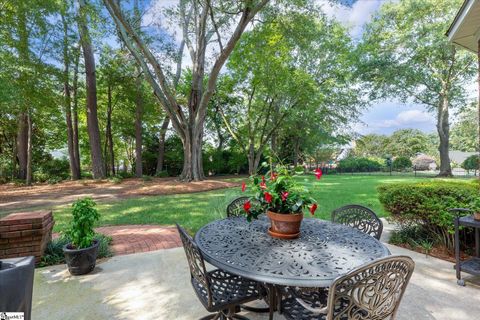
[94,225,181,256]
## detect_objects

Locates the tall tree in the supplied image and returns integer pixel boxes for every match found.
[385,129,429,158]
[360,0,476,176]
[61,6,81,179]
[133,0,143,178]
[218,11,361,173]
[103,0,270,181]
[72,46,82,175]
[77,0,105,179]
[353,134,389,158]
[16,2,31,182]
[156,116,170,174]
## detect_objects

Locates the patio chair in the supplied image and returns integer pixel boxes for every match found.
[331,205,383,240]
[226,196,252,218]
[176,224,263,320]
[281,255,415,320]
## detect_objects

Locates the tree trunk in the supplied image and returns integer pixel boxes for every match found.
[26,112,32,185]
[179,124,205,181]
[478,39,480,181]
[77,0,105,179]
[72,47,81,177]
[212,104,224,152]
[246,143,264,175]
[248,142,255,175]
[271,133,277,155]
[11,136,17,180]
[16,113,28,180]
[134,72,143,178]
[105,84,115,176]
[156,115,169,174]
[437,96,452,177]
[62,15,81,180]
[293,137,300,167]
[16,3,29,181]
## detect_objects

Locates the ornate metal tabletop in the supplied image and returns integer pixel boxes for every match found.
[195,216,390,287]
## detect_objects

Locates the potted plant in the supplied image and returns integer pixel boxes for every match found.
[241,164,320,239]
[471,197,480,221]
[63,198,101,275]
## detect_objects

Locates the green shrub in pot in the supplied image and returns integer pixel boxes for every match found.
[63,198,101,275]
[66,198,100,249]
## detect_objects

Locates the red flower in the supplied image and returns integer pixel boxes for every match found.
[264,192,273,203]
[314,168,323,180]
[243,200,251,214]
[260,181,267,190]
[310,203,318,215]
[281,191,289,201]
[262,176,266,183]
[271,172,278,181]
[241,182,246,192]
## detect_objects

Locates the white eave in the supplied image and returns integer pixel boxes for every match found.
[447,0,480,53]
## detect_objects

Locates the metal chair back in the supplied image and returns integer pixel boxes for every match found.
[332,205,383,240]
[327,255,415,320]
[226,196,251,218]
[176,224,212,308]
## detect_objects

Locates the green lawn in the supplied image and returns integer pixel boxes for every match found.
[52,175,436,233]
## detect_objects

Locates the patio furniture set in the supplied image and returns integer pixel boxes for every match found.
[177,198,415,320]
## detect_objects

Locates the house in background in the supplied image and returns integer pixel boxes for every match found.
[449,150,477,166]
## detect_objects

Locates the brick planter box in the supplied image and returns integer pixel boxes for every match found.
[0,211,54,264]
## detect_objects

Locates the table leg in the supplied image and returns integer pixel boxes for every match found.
[268,284,275,320]
[455,217,462,285]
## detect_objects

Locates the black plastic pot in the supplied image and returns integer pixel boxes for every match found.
[0,256,35,320]
[63,240,99,275]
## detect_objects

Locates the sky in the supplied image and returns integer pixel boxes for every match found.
[320,0,437,136]
[142,0,438,137]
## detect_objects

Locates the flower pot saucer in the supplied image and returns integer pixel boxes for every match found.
[268,227,300,239]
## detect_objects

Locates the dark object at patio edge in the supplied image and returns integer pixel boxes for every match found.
[63,239,99,275]
[0,256,35,320]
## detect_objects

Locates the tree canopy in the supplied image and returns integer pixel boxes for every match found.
[0,0,477,184]
[360,0,477,176]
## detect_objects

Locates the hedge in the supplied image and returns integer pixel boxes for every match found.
[378,180,480,250]
[337,157,384,172]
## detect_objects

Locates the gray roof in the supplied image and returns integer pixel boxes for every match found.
[449,150,477,164]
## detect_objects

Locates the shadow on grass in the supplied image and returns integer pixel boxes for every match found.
[52,175,449,233]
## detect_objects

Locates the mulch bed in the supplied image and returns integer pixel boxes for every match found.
[0,176,242,213]
[394,242,471,263]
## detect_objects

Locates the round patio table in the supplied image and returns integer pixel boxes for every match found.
[195,216,390,288]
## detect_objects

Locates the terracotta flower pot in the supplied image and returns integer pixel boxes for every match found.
[474,212,480,221]
[267,210,303,239]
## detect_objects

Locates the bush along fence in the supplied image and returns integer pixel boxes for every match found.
[378,180,480,252]
[310,166,478,178]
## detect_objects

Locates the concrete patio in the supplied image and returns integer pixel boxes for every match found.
[33,231,480,320]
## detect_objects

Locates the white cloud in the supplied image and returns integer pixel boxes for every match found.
[396,109,432,123]
[369,109,435,131]
[319,0,402,38]
[319,0,384,38]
